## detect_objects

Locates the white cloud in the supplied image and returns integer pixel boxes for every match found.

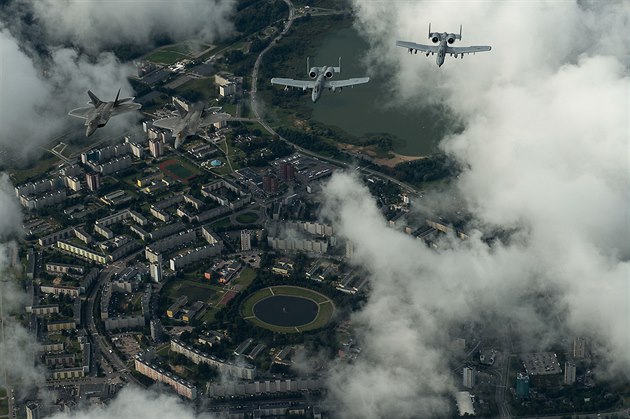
[47,386,217,419]
[26,0,236,53]
[319,1,630,416]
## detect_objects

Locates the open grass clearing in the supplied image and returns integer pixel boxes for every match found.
[165,280,222,303]
[235,211,259,224]
[232,267,256,289]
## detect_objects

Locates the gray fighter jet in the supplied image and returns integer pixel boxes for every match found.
[69,89,141,136]
[396,24,491,67]
[271,57,369,103]
[153,101,231,149]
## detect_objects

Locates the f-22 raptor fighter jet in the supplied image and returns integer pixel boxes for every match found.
[271,57,369,103]
[396,24,491,67]
[69,89,142,136]
[153,101,231,149]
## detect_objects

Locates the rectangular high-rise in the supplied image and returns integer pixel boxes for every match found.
[86,172,100,192]
[240,229,251,251]
[573,337,585,358]
[462,366,476,389]
[149,138,163,158]
[564,362,576,385]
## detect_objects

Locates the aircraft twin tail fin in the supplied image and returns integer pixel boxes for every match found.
[87,90,103,108]
[333,57,341,74]
[113,88,121,107]
[174,101,188,118]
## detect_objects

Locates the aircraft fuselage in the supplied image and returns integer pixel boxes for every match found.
[174,107,204,148]
[436,38,447,67]
[85,103,114,136]
[311,73,326,103]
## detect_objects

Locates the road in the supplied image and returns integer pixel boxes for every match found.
[247,0,419,195]
[85,251,145,386]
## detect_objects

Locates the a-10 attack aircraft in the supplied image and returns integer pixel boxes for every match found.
[68,89,142,136]
[271,57,370,103]
[152,101,231,149]
[396,24,491,67]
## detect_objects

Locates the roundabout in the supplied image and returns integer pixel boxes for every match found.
[242,286,335,333]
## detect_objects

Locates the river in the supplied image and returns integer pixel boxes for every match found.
[310,27,449,156]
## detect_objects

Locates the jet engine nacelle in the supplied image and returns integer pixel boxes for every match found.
[324,66,334,78]
[309,67,319,78]
[447,35,456,44]
[431,36,439,43]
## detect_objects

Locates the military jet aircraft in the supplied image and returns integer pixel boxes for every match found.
[396,24,491,67]
[153,101,231,149]
[69,89,141,136]
[271,57,369,103]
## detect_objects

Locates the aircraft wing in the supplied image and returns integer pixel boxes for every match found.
[446,45,491,54]
[271,78,317,89]
[396,40,439,53]
[153,117,180,131]
[200,112,232,127]
[325,78,370,89]
[68,107,93,119]
[111,102,142,116]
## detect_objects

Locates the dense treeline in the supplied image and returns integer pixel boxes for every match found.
[235,0,288,34]
[276,127,343,158]
[392,154,461,184]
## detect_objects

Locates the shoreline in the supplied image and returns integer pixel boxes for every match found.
[339,143,426,168]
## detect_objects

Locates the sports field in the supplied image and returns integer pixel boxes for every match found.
[165,280,221,303]
[158,159,200,183]
[242,286,334,333]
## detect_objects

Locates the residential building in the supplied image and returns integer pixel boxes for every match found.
[515,373,530,398]
[170,339,256,380]
[149,138,163,158]
[134,357,197,399]
[573,337,586,358]
[564,361,576,385]
[240,229,251,251]
[86,172,101,191]
[462,366,476,389]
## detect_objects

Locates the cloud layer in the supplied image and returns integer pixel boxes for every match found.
[28,0,236,53]
[0,29,139,164]
[319,1,629,417]
[0,0,237,165]
[48,386,217,419]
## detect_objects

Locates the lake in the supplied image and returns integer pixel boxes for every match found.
[310,27,448,156]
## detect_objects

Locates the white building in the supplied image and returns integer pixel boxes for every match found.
[564,362,576,385]
[240,230,251,251]
[150,260,163,283]
[462,366,476,389]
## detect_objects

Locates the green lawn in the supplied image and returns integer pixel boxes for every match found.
[201,306,220,323]
[241,286,335,333]
[145,50,188,64]
[271,285,331,303]
[166,280,222,303]
[235,211,259,224]
[232,267,257,289]
[175,78,219,101]
[209,218,232,229]
[0,397,8,416]
[9,154,59,184]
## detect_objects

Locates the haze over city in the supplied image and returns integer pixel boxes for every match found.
[0,1,628,418]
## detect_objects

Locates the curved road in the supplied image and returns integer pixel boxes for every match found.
[248,0,419,195]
